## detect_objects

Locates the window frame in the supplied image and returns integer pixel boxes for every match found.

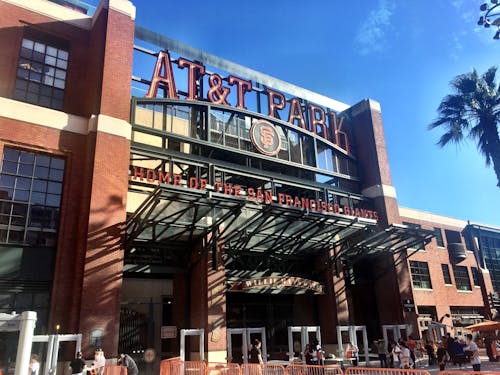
[409,260,433,289]
[441,264,453,285]
[452,265,472,291]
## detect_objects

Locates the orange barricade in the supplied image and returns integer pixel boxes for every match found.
[103,365,128,375]
[207,362,241,375]
[439,371,500,375]
[345,367,430,375]
[241,363,286,375]
[287,364,344,375]
[160,357,182,375]
[179,360,207,375]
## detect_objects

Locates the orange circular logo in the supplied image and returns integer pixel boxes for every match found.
[250,120,281,156]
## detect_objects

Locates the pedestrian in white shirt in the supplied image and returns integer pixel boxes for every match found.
[464,334,481,372]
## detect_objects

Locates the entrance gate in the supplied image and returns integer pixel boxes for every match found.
[180,329,205,361]
[32,334,82,375]
[382,324,411,346]
[227,327,267,363]
[287,326,321,362]
[336,325,369,364]
[0,311,37,375]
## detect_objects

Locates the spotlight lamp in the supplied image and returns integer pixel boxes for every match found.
[478,2,500,39]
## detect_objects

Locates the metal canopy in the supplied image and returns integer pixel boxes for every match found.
[126,184,434,274]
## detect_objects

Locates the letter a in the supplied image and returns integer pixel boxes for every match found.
[145,51,179,99]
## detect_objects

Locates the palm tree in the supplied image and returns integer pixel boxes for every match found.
[428,66,500,187]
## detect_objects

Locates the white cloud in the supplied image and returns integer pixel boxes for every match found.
[354,0,396,55]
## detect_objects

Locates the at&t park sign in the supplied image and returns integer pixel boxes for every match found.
[145,51,351,154]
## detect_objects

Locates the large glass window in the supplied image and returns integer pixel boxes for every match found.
[442,264,452,284]
[410,260,432,289]
[0,147,65,245]
[471,267,481,286]
[14,35,69,110]
[434,227,444,247]
[452,265,472,291]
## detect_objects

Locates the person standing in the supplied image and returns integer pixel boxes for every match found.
[304,344,313,365]
[391,341,402,368]
[436,342,449,371]
[70,352,86,375]
[93,348,106,375]
[29,355,40,375]
[117,353,138,375]
[376,339,388,368]
[346,342,359,366]
[464,334,481,372]
[249,339,263,364]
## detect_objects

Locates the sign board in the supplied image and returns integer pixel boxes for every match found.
[403,299,415,312]
[161,326,177,339]
[0,313,21,332]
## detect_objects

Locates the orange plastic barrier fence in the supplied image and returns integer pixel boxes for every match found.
[345,367,430,375]
[160,357,182,375]
[241,363,286,375]
[206,362,241,375]
[103,365,128,375]
[438,371,500,375]
[178,360,207,375]
[287,364,344,375]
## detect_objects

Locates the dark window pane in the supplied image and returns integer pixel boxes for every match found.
[50,158,65,169]
[19,151,34,163]
[32,180,47,192]
[15,177,31,189]
[0,175,15,187]
[0,202,12,215]
[410,260,432,289]
[0,188,13,200]
[30,192,45,205]
[18,164,34,176]
[34,166,49,179]
[9,229,24,243]
[36,155,50,167]
[13,190,29,202]
[49,169,63,181]
[45,194,60,207]
[47,182,62,194]
[2,161,18,174]
[3,149,19,162]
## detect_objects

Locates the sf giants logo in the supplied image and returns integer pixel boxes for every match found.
[250,120,281,156]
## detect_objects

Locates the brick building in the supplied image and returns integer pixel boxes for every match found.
[0,0,495,367]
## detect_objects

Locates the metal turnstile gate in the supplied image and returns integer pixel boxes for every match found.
[180,329,205,361]
[337,325,369,364]
[227,327,267,363]
[287,326,321,362]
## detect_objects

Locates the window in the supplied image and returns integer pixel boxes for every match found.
[442,264,452,284]
[471,267,481,286]
[410,260,432,289]
[445,229,462,244]
[0,147,65,245]
[14,33,69,110]
[453,265,472,291]
[434,227,444,247]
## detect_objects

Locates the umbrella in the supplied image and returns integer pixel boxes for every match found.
[465,320,500,332]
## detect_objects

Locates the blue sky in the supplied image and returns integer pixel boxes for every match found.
[93,0,500,226]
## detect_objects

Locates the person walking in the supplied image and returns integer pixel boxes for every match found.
[406,336,417,368]
[464,334,481,372]
[391,341,402,368]
[117,353,138,375]
[70,352,86,375]
[399,342,411,369]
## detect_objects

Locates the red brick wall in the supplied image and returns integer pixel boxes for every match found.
[0,117,92,335]
[400,214,488,324]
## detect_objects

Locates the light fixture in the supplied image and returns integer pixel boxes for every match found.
[478,16,484,25]
[479,2,500,39]
[481,3,488,11]
[495,29,500,39]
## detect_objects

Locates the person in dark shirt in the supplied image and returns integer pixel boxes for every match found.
[249,339,263,364]
[69,352,86,375]
[117,354,139,375]
[436,342,449,371]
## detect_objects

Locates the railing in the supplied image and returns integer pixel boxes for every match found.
[103,366,128,375]
[438,371,500,375]
[240,364,286,375]
[345,368,430,375]
[287,364,344,375]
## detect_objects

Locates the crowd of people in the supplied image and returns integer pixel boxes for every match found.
[370,333,485,371]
